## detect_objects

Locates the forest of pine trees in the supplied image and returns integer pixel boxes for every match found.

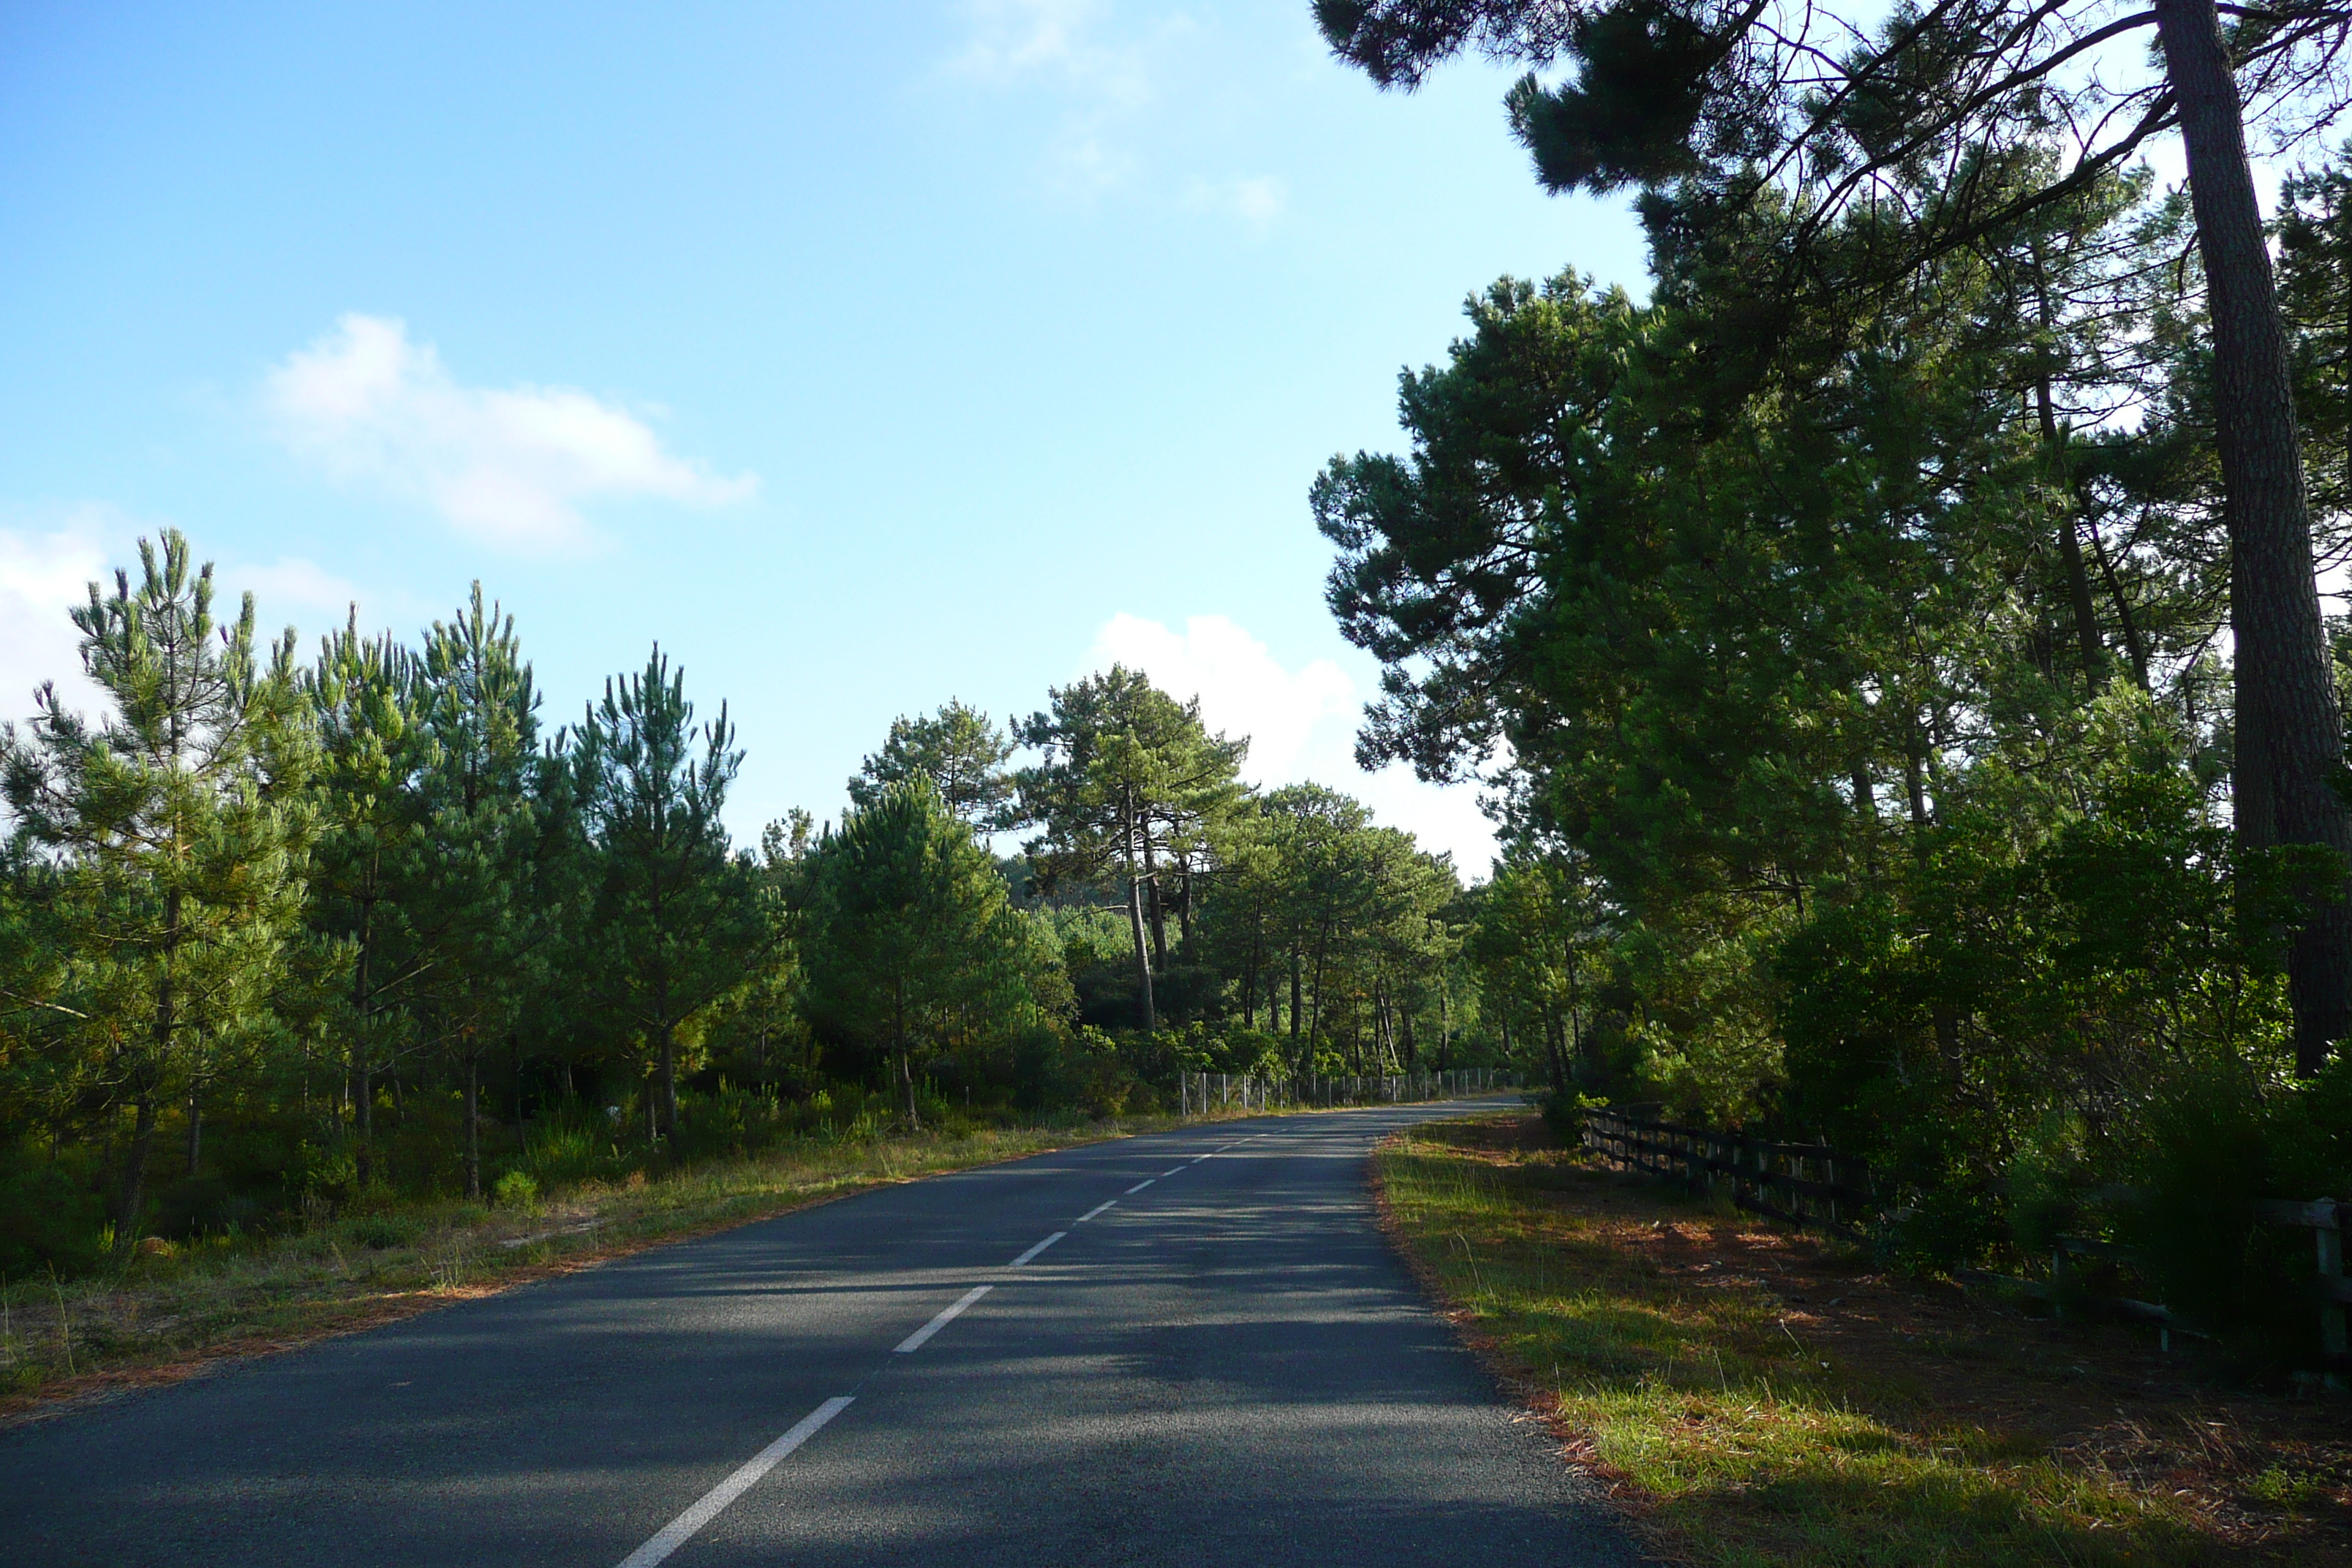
[0,534,1523,1274]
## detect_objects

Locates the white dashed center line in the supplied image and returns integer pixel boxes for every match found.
[894,1285,992,1354]
[1007,1232,1066,1267]
[615,1396,853,1568]
[1124,1179,1155,1194]
[1077,1199,1116,1222]
[1160,1166,1186,1177]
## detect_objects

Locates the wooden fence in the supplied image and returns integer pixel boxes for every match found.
[1581,1105,2349,1371]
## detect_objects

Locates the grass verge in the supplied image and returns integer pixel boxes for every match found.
[0,1109,1224,1424]
[1376,1112,2352,1567]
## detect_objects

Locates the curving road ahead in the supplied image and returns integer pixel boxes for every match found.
[1,1100,1641,1567]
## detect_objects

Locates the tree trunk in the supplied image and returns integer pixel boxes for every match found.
[114,1092,157,1249]
[896,978,920,1128]
[1243,919,1262,1030]
[1904,739,1931,853]
[464,1055,482,1199]
[185,1086,203,1177]
[1140,834,1169,970]
[2087,519,2152,689]
[1289,950,1303,1051]
[659,1028,678,1139]
[354,1061,372,1188]
[2156,0,2352,1071]
[1127,871,1158,1033]
[352,897,373,1187]
[2036,374,2106,686]
[1124,799,1157,1033]
[1308,930,1331,1058]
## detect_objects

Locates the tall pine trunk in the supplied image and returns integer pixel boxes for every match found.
[895,976,919,1127]
[352,894,374,1187]
[121,891,182,1251]
[1139,835,1169,969]
[1124,797,1156,1033]
[116,1091,157,1248]
[464,1055,482,1199]
[2035,372,2106,685]
[658,1030,678,1140]
[2157,0,2352,1072]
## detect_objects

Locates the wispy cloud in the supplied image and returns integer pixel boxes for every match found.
[262,314,755,551]
[942,0,1197,198]
[1182,173,1286,231]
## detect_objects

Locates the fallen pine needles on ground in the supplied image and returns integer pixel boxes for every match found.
[0,1111,1219,1423]
[1376,1112,2352,1567]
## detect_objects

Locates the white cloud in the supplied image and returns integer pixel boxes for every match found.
[262,314,755,551]
[1087,611,1353,780]
[1080,611,1499,875]
[0,508,114,726]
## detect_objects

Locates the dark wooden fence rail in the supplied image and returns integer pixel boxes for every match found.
[1580,1105,2349,1371]
[1580,1106,1877,1235]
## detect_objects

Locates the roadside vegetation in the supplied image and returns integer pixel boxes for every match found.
[1378,1113,2352,1567]
[1302,5,2352,1363]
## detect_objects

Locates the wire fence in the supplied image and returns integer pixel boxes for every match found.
[1177,1068,1517,1117]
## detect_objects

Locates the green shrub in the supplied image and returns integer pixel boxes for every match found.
[491,1170,540,1209]
[1540,1088,1604,1145]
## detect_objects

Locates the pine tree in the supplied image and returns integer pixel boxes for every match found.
[803,779,1049,1125]
[848,700,1017,829]
[412,587,546,1196]
[1319,0,2352,1068]
[1,532,316,1245]
[304,611,436,1187]
[1015,667,1248,1033]
[570,644,767,1145]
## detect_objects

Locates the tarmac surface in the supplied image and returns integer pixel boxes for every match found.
[0,1098,1644,1567]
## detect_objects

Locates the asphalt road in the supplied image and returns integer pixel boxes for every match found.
[1,1099,1643,1567]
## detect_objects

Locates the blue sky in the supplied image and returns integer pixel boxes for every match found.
[0,1,1649,873]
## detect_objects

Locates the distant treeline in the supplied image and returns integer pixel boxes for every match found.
[0,533,1563,1271]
